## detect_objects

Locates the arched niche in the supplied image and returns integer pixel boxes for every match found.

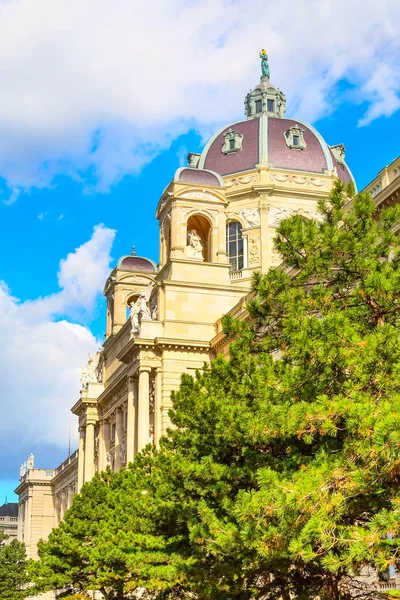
[186,214,212,262]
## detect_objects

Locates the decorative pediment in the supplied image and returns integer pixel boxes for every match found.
[285,124,306,150]
[330,143,346,166]
[222,129,243,154]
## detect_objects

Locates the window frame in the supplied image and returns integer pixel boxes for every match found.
[226,221,244,272]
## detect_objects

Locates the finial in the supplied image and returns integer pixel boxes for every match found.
[131,246,136,256]
[259,48,270,81]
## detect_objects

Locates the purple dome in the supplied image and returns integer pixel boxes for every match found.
[174,167,223,186]
[197,116,354,185]
[117,255,156,272]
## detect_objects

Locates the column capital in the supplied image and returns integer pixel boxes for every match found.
[139,366,152,374]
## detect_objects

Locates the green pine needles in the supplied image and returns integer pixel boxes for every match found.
[33,182,400,599]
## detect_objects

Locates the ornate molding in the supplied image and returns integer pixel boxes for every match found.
[268,206,323,227]
[225,173,259,188]
[181,206,218,225]
[269,173,328,188]
[180,190,219,202]
[248,235,261,266]
[238,208,260,227]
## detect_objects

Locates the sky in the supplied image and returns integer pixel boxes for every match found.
[0,0,400,504]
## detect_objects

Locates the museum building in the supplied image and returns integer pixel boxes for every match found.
[16,56,399,579]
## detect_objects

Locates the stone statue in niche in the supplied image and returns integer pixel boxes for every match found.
[19,461,27,478]
[186,229,204,260]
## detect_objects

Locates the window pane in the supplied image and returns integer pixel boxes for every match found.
[293,135,299,146]
[229,138,235,150]
[267,99,275,112]
[226,221,243,271]
[255,100,262,112]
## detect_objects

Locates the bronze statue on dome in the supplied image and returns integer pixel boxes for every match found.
[259,49,270,79]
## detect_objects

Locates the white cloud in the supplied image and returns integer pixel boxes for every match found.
[0,225,115,450]
[0,0,398,198]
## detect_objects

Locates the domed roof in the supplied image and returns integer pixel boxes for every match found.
[192,54,355,187]
[117,249,156,273]
[197,116,354,185]
[173,166,223,187]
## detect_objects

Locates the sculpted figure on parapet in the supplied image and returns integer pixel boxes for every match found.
[80,350,103,389]
[130,282,157,335]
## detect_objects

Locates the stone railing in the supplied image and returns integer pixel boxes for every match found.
[363,155,400,200]
[54,450,79,477]
[229,269,243,280]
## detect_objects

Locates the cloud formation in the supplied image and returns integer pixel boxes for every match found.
[0,0,398,198]
[0,225,115,457]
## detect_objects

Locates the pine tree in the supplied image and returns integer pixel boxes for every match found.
[164,181,400,598]
[0,538,30,599]
[34,181,400,599]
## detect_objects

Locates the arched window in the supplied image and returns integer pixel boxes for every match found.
[226,221,243,271]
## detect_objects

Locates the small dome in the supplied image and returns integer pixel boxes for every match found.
[173,167,223,187]
[117,252,156,273]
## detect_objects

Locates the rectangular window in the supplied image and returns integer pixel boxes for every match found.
[255,99,262,113]
[46,471,53,477]
[229,138,235,150]
[293,135,300,146]
[267,99,275,112]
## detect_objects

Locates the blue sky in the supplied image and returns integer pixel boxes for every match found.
[0,0,399,504]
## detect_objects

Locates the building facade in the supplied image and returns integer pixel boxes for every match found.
[0,502,19,545]
[17,56,365,565]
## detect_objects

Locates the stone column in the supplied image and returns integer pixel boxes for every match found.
[68,484,74,509]
[259,196,270,272]
[217,211,228,263]
[84,422,95,483]
[154,369,162,446]
[114,409,123,471]
[137,368,150,451]
[171,201,185,258]
[77,427,85,491]
[126,377,137,464]
[60,489,67,520]
[24,494,32,556]
[98,420,106,473]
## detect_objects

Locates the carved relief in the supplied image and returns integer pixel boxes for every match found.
[269,173,328,188]
[248,236,260,266]
[268,206,323,227]
[181,207,217,225]
[225,173,259,188]
[240,208,260,227]
[180,191,218,202]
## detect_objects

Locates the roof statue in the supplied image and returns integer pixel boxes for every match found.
[259,48,270,80]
